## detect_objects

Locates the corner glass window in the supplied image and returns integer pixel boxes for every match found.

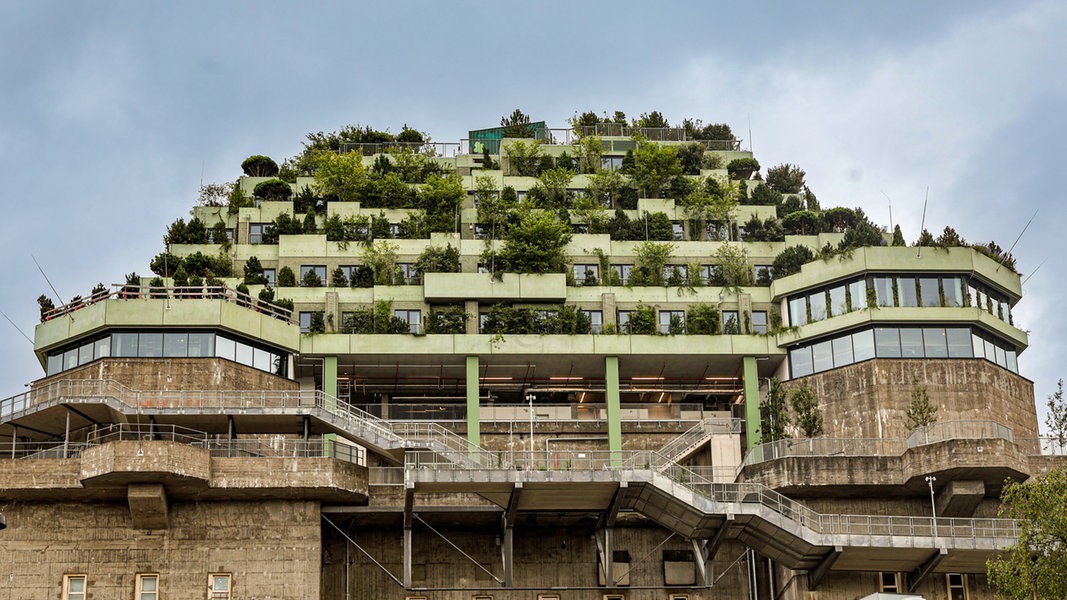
[831,336,854,367]
[943,277,963,307]
[874,327,901,357]
[94,337,111,360]
[946,328,972,357]
[827,285,847,317]
[215,335,236,361]
[852,329,875,362]
[808,291,827,322]
[873,277,894,307]
[188,333,214,357]
[790,345,813,377]
[848,279,867,311]
[788,296,807,326]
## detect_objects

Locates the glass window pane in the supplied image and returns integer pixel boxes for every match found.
[94,337,111,359]
[812,340,833,372]
[853,329,875,362]
[919,277,940,307]
[848,279,867,312]
[984,339,996,362]
[923,328,948,357]
[788,297,807,326]
[113,333,139,357]
[899,328,924,357]
[897,277,918,307]
[946,328,972,357]
[78,343,93,365]
[235,341,253,366]
[253,347,271,371]
[994,344,1006,367]
[875,327,901,357]
[943,278,963,307]
[47,354,63,375]
[138,333,163,357]
[832,336,854,368]
[188,333,214,357]
[873,277,895,307]
[1006,350,1018,373]
[752,311,768,334]
[972,333,985,358]
[828,286,847,317]
[69,578,85,592]
[215,336,236,361]
[790,346,813,377]
[163,333,188,357]
[64,348,79,370]
[809,292,827,322]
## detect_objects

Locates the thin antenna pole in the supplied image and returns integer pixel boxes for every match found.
[880,190,894,234]
[1022,256,1048,286]
[747,113,753,153]
[0,309,33,344]
[916,188,929,258]
[31,254,67,307]
[996,209,1038,272]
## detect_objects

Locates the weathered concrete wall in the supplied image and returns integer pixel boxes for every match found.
[36,357,298,392]
[0,499,321,600]
[789,359,1037,440]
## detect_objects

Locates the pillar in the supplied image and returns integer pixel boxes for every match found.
[323,356,338,406]
[742,356,760,451]
[605,356,622,466]
[466,355,481,447]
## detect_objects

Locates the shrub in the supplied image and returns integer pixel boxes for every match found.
[277,266,296,287]
[253,179,293,201]
[241,155,279,177]
[771,245,816,279]
[687,304,720,335]
[625,304,658,335]
[243,256,267,285]
[726,158,760,180]
[415,245,461,275]
[425,306,468,334]
[301,268,323,288]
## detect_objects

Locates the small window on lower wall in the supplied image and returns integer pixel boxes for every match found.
[947,573,968,600]
[208,573,231,600]
[136,574,158,600]
[472,595,493,600]
[63,575,87,600]
[669,595,690,600]
[538,595,561,600]
[880,571,901,592]
[603,594,625,600]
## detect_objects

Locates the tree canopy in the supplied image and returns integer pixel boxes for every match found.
[988,466,1067,598]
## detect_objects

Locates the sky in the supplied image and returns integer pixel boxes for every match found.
[1,1,1065,429]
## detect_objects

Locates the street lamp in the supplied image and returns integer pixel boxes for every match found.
[525,392,536,457]
[925,475,937,540]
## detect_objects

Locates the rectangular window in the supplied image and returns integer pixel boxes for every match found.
[300,265,326,285]
[136,574,158,600]
[299,312,313,334]
[262,268,276,286]
[78,342,93,366]
[398,263,419,285]
[659,310,685,334]
[617,310,632,334]
[209,573,232,600]
[235,340,253,366]
[163,332,188,357]
[63,575,87,600]
[663,264,688,286]
[831,336,854,368]
[827,285,847,317]
[873,276,895,307]
[923,327,948,358]
[852,329,876,362]
[396,309,422,334]
[897,276,918,307]
[947,573,967,600]
[612,264,633,285]
[808,291,827,322]
[1006,349,1018,373]
[812,340,833,372]
[700,264,717,285]
[722,311,740,334]
[63,348,78,371]
[919,277,941,307]
[788,296,808,326]
[790,346,814,377]
[47,354,63,376]
[751,311,768,334]
[215,336,236,361]
[248,223,267,244]
[94,337,111,360]
[874,327,901,357]
[672,221,684,240]
[583,309,603,333]
[138,333,163,357]
[899,327,924,357]
[753,265,772,285]
[946,328,972,358]
[188,333,214,357]
[573,264,600,286]
[113,332,139,357]
[848,278,867,311]
[943,277,963,307]
[478,312,488,332]
[880,572,901,592]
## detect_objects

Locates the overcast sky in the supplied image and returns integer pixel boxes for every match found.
[1,1,1064,430]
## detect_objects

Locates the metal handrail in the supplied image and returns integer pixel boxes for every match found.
[41,284,296,324]
[655,418,743,462]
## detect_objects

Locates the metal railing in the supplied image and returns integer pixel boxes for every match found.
[41,284,296,324]
[656,418,743,461]
[1015,437,1067,456]
[338,141,460,157]
[907,420,1014,447]
[361,402,707,423]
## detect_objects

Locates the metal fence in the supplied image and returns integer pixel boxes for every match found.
[41,284,295,324]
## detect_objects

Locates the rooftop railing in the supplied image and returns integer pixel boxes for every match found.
[338,141,460,157]
[361,402,709,423]
[41,284,296,325]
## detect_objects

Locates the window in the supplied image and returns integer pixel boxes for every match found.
[880,572,901,592]
[788,296,807,326]
[63,575,87,600]
[848,278,867,311]
[659,310,685,334]
[262,268,276,286]
[722,311,740,334]
[753,265,772,285]
[897,276,918,307]
[947,573,967,600]
[617,310,632,334]
[136,574,158,600]
[479,312,489,332]
[398,263,419,284]
[943,277,963,307]
[573,264,600,286]
[919,277,941,307]
[700,264,717,285]
[751,311,768,334]
[395,309,422,334]
[299,312,314,334]
[790,345,813,377]
[827,284,847,317]
[808,291,827,322]
[612,264,632,285]
[671,221,684,240]
[248,223,267,244]
[600,156,624,171]
[209,573,231,599]
[663,264,688,286]
[300,265,326,285]
[583,309,603,334]
[872,276,894,307]
[163,332,188,357]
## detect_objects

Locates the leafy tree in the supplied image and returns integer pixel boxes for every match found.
[686,304,720,335]
[790,381,823,438]
[302,208,318,233]
[823,207,858,232]
[681,176,737,240]
[987,465,1067,598]
[532,167,574,210]
[198,181,234,207]
[635,111,669,128]
[504,139,543,176]
[781,210,823,236]
[418,173,465,232]
[1046,379,1067,451]
[241,155,279,177]
[904,377,938,431]
[226,181,253,215]
[749,183,782,207]
[625,304,658,335]
[243,256,267,285]
[771,245,816,279]
[396,125,425,144]
[253,179,293,201]
[627,137,682,199]
[645,211,675,241]
[363,240,400,285]
[891,225,906,246]
[838,219,887,251]
[277,266,296,287]
[586,169,625,209]
[676,143,706,175]
[301,268,323,288]
[726,158,760,180]
[710,243,753,290]
[425,306,468,334]
[765,164,806,194]
[631,241,675,286]
[760,377,790,443]
[330,266,348,288]
[312,150,367,202]
[415,245,461,275]
[37,294,55,322]
[501,108,534,138]
[499,209,572,274]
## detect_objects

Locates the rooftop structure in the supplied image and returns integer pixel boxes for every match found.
[0,118,1056,600]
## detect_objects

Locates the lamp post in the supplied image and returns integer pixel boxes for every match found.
[925,475,937,540]
[525,392,536,459]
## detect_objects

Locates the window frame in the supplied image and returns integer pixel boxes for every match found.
[63,574,87,600]
[136,573,159,600]
[208,573,232,600]
[395,309,422,334]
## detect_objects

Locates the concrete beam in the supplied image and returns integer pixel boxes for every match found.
[742,356,760,451]
[598,482,627,530]
[127,483,168,530]
[809,546,842,590]
[908,547,947,593]
[936,480,986,518]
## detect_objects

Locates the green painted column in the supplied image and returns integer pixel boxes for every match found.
[742,356,760,451]
[605,355,622,466]
[323,355,339,457]
[466,355,481,447]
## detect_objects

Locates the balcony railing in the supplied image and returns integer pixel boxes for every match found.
[361,402,709,423]
[42,284,296,325]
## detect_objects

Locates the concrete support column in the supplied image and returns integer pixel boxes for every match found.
[605,356,622,466]
[466,355,481,448]
[324,356,338,407]
[742,356,760,451]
